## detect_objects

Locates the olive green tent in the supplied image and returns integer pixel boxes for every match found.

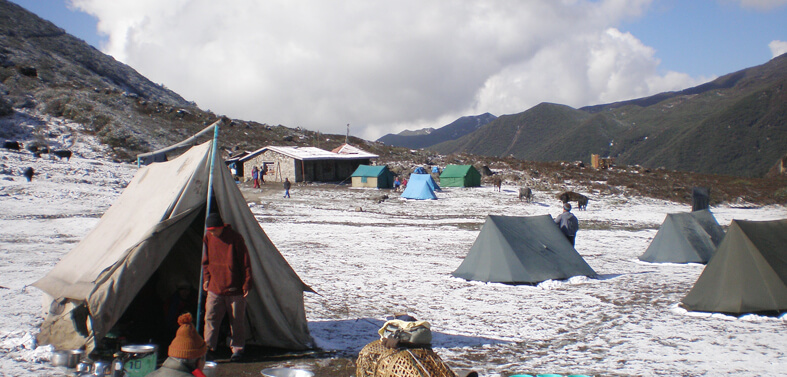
[639,210,725,264]
[452,215,597,284]
[439,165,481,187]
[681,219,787,314]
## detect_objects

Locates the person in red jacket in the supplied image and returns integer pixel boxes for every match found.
[202,212,251,362]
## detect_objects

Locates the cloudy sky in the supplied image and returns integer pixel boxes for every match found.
[11,0,787,141]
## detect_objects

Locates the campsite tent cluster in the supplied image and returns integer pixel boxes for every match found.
[351,164,481,200]
[31,140,787,357]
[635,209,787,314]
[452,210,787,315]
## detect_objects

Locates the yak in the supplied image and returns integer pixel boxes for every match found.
[557,191,589,210]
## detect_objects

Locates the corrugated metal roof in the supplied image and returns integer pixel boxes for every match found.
[331,144,378,159]
[239,145,377,162]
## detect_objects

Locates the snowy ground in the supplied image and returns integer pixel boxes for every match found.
[1,146,786,377]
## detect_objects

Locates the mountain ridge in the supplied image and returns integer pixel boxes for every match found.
[428,53,787,178]
[377,112,497,149]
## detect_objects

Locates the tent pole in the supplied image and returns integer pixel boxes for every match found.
[197,124,220,335]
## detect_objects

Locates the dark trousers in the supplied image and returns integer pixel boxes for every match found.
[567,235,576,246]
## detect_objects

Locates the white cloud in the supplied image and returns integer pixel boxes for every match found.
[72,0,708,141]
[769,40,787,57]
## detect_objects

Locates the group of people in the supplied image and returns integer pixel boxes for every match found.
[249,165,267,188]
[150,212,251,376]
[393,176,408,192]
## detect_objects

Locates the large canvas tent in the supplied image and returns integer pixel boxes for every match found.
[452,215,597,284]
[33,141,314,352]
[638,210,725,264]
[681,219,787,315]
[351,165,394,188]
[400,174,438,200]
[439,165,481,187]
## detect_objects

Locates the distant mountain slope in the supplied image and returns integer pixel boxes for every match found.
[431,53,787,177]
[377,112,496,149]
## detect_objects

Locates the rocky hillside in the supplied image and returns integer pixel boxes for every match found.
[0,0,378,160]
[430,54,787,178]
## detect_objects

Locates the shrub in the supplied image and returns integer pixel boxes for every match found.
[0,95,12,116]
[775,187,787,202]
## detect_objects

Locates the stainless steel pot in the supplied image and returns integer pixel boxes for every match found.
[52,349,84,368]
[76,360,93,373]
[93,360,110,376]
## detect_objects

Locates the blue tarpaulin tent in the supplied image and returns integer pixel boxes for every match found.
[401,174,438,200]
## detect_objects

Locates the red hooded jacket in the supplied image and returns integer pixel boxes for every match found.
[202,225,252,296]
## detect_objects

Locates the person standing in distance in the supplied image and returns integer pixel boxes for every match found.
[554,202,579,246]
[283,177,291,198]
[202,212,251,362]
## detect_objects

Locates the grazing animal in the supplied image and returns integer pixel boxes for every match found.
[557,191,589,211]
[518,187,533,202]
[3,141,20,151]
[492,176,502,192]
[22,167,34,182]
[53,149,72,161]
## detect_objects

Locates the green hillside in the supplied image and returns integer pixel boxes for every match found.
[431,53,787,177]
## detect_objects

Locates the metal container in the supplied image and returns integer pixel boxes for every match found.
[93,360,111,376]
[203,361,218,377]
[76,360,93,373]
[52,349,84,368]
[261,368,314,377]
[120,344,158,377]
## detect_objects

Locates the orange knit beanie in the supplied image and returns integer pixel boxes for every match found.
[168,313,207,359]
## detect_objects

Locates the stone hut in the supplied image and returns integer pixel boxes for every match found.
[231,144,378,183]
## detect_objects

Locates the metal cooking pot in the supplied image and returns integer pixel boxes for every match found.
[93,360,110,376]
[203,361,218,377]
[52,349,84,368]
[76,360,93,373]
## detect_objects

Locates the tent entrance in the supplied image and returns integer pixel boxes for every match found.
[104,207,206,350]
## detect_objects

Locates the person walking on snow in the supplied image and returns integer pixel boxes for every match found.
[554,202,579,246]
[283,178,291,198]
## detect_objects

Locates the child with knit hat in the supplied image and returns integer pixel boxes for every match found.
[147,313,208,377]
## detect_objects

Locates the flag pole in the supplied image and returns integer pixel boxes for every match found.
[197,123,220,335]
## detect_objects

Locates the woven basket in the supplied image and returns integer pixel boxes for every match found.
[356,340,457,377]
